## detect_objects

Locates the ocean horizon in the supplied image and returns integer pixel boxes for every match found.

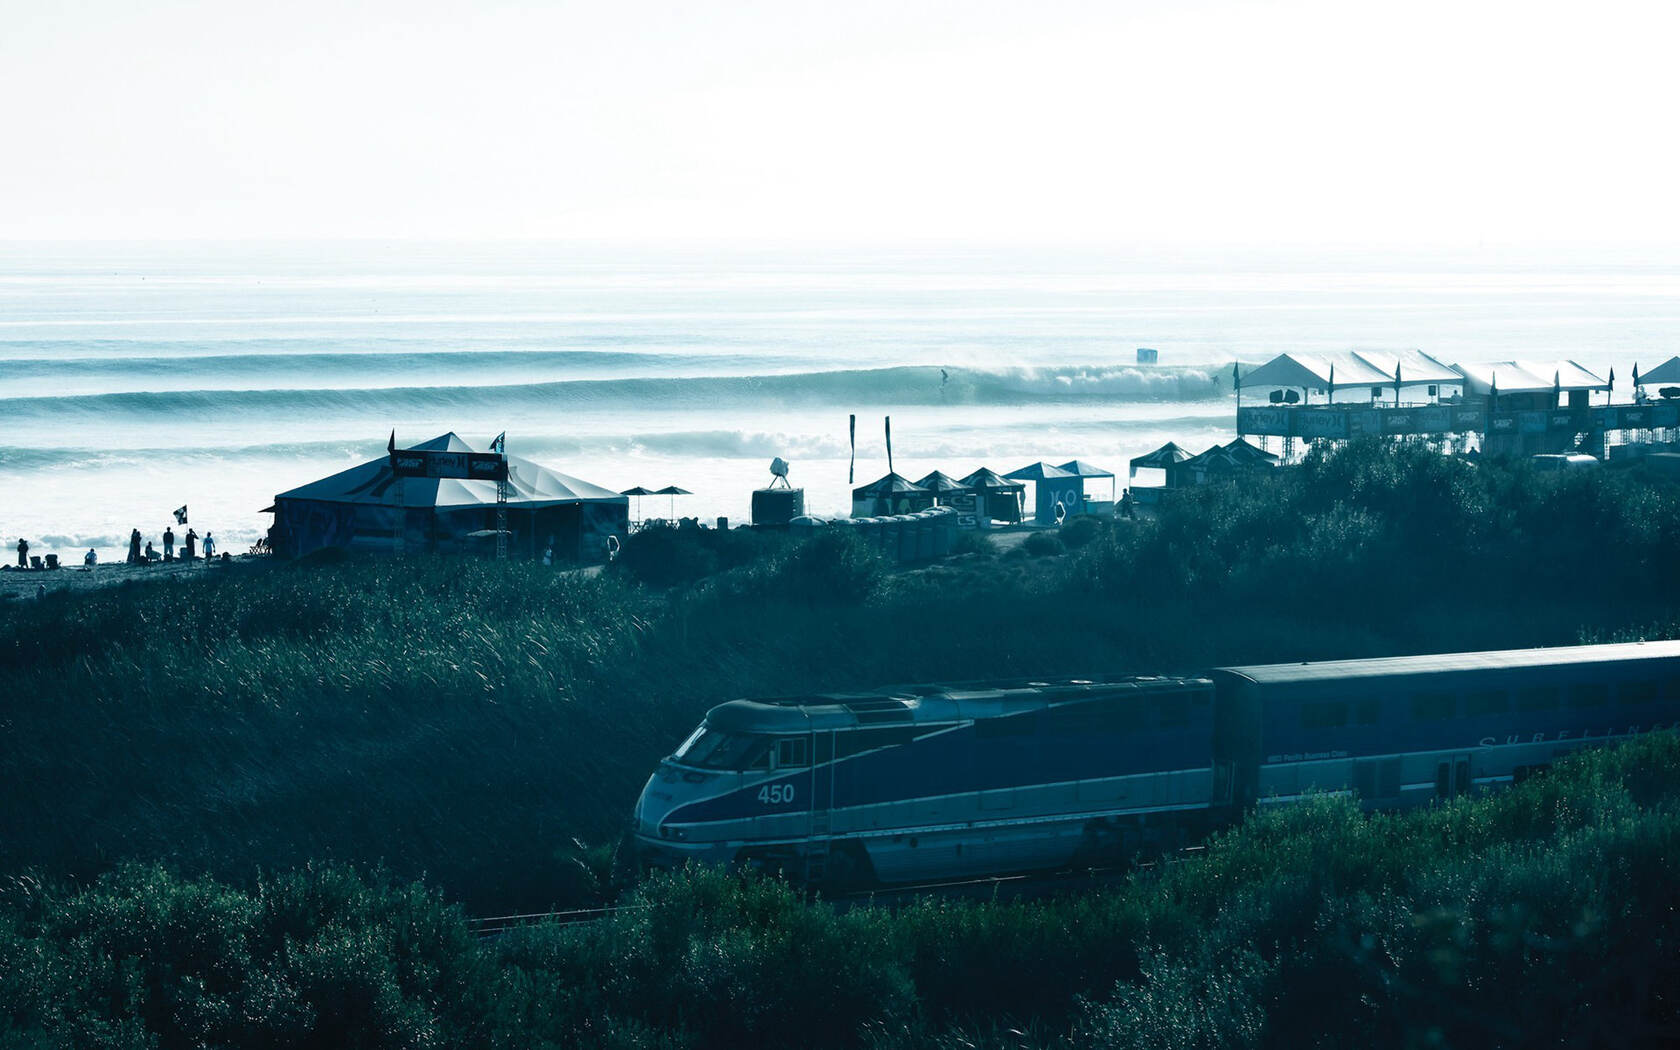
[3,240,1677,561]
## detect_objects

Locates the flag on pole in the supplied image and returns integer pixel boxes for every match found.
[885,416,894,475]
[848,414,856,483]
[1327,362,1335,402]
[490,432,506,454]
[173,506,188,525]
[388,430,396,453]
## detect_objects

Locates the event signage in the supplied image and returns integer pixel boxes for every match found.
[389,449,509,482]
[1296,411,1347,439]
[946,492,981,530]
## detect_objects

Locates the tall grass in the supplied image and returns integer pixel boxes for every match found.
[0,441,1676,914]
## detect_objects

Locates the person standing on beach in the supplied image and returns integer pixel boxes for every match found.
[185,528,198,561]
[204,532,215,559]
[15,537,26,568]
[127,528,142,564]
[163,526,175,561]
[83,548,97,567]
[145,540,156,563]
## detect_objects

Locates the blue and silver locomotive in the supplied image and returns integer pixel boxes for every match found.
[633,641,1680,888]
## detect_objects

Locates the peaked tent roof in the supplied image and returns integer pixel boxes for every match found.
[1222,437,1280,463]
[1006,461,1077,482]
[914,470,969,492]
[276,433,627,509]
[1240,349,1462,391]
[1057,459,1115,478]
[1637,356,1680,385]
[1179,439,1281,475]
[1453,360,1608,396]
[959,468,1025,490]
[853,472,928,498]
[1130,442,1195,470]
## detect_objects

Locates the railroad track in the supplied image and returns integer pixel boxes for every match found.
[466,852,1200,938]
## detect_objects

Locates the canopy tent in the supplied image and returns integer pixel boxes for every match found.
[1169,439,1281,488]
[851,473,933,517]
[1637,356,1680,386]
[1221,437,1280,465]
[1057,460,1114,478]
[1239,349,1462,403]
[1057,460,1117,509]
[1006,462,1086,524]
[958,467,1025,491]
[1005,461,1077,482]
[914,470,968,492]
[1129,442,1195,478]
[914,471,970,506]
[269,433,628,561]
[957,468,1025,524]
[1453,360,1609,397]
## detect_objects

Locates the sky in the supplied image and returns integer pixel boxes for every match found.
[3,0,1678,244]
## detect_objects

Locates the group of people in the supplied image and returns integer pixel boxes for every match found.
[13,524,219,571]
[125,525,216,564]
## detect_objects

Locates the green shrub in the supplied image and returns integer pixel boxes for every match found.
[1058,516,1103,549]
[1023,531,1064,557]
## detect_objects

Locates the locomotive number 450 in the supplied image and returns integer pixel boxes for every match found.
[757,784,796,805]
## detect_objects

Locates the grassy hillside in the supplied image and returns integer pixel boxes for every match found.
[1,441,1678,914]
[4,735,1678,1049]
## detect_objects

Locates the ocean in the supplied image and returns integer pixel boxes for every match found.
[2,240,1677,561]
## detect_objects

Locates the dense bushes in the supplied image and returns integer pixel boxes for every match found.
[4,737,1678,1049]
[1,442,1677,918]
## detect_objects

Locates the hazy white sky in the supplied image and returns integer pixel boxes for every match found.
[3,0,1677,243]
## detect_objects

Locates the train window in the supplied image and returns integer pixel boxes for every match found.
[776,738,809,768]
[1568,683,1609,709]
[674,729,774,770]
[974,712,1040,739]
[1411,692,1457,721]
[1355,699,1381,725]
[1300,701,1348,729]
[1155,697,1191,728]
[1517,686,1559,712]
[833,726,917,758]
[1465,690,1509,717]
[1619,681,1659,705]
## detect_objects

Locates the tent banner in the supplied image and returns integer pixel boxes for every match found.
[1296,411,1347,439]
[1236,407,1290,435]
[390,448,508,481]
[1381,409,1415,433]
[1416,406,1453,432]
[1347,410,1384,437]
[1451,405,1485,431]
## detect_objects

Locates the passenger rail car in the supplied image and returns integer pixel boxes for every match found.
[632,641,1680,888]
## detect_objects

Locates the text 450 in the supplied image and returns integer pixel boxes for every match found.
[757,784,796,805]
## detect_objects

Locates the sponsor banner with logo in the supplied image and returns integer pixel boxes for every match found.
[390,449,509,481]
[1296,411,1347,439]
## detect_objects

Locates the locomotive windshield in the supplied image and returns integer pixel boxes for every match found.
[672,726,771,770]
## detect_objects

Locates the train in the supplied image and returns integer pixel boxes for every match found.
[631,641,1680,888]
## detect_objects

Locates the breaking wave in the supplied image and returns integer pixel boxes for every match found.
[0,364,1227,421]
